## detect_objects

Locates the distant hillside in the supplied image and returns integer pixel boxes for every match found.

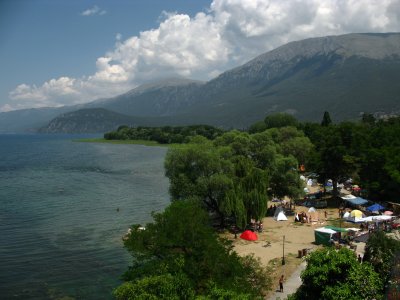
[39,108,143,133]
[0,106,73,133]
[87,78,204,117]
[4,32,400,133]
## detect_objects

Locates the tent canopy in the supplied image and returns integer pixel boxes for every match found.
[344,197,369,206]
[308,207,316,212]
[350,210,363,218]
[275,211,288,221]
[314,227,335,246]
[324,225,348,233]
[367,203,385,212]
[274,207,287,221]
[341,194,356,200]
[240,230,258,241]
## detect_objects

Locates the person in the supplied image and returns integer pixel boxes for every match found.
[358,254,363,263]
[279,275,284,292]
[258,222,263,232]
[324,210,328,219]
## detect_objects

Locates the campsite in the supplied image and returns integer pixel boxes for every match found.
[229,183,400,299]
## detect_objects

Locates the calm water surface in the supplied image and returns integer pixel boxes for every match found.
[0,134,170,299]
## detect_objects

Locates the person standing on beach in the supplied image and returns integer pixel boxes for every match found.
[279,275,284,292]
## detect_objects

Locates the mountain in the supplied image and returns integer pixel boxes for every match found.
[39,108,151,133]
[3,32,400,133]
[178,32,400,127]
[88,78,204,117]
[0,106,74,133]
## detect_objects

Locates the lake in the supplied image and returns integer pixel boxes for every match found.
[0,134,170,299]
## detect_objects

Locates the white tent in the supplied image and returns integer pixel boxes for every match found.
[274,207,288,221]
[315,227,337,234]
[343,211,350,218]
[275,211,288,221]
[308,207,316,213]
[341,194,357,200]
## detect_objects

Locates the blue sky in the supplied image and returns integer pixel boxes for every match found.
[1,0,399,112]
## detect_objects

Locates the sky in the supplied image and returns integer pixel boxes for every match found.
[1,0,399,112]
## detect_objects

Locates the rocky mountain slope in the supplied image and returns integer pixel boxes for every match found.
[2,32,400,133]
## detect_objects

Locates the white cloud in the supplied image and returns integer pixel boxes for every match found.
[81,5,106,16]
[6,0,400,111]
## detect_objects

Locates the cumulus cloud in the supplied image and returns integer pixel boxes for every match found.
[6,0,400,111]
[81,5,106,16]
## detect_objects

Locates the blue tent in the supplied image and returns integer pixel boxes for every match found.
[367,203,385,212]
[343,197,369,206]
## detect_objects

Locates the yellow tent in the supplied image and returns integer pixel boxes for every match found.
[350,209,363,218]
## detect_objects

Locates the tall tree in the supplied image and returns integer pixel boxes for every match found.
[321,111,332,127]
[164,140,234,226]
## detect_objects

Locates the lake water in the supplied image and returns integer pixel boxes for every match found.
[0,134,170,299]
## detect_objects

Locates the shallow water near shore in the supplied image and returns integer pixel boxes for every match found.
[0,134,170,299]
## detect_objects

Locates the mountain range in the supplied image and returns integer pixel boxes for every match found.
[2,32,400,133]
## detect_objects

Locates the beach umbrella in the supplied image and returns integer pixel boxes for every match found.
[240,230,258,241]
[384,211,394,215]
[350,210,363,218]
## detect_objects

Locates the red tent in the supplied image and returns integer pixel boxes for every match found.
[240,230,258,241]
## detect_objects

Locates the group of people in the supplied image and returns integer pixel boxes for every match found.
[360,220,393,233]
[247,219,263,232]
[294,211,309,223]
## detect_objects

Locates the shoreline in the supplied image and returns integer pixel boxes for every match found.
[74,137,169,146]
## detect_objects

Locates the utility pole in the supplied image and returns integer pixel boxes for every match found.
[282,235,285,265]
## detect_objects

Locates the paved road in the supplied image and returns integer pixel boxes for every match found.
[267,261,307,300]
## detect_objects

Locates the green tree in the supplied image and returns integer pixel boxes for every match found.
[248,120,267,134]
[291,247,383,300]
[265,126,315,167]
[361,113,376,125]
[114,273,195,300]
[164,140,235,226]
[269,154,303,199]
[308,125,357,196]
[117,200,270,299]
[321,111,332,126]
[264,113,298,129]
[363,230,400,284]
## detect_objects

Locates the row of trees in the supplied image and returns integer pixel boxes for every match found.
[104,125,225,144]
[302,114,400,201]
[249,112,400,202]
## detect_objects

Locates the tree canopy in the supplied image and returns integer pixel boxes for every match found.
[165,128,308,228]
[104,124,224,144]
[290,247,383,300]
[114,200,270,299]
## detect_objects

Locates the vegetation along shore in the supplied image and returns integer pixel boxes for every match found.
[104,112,400,299]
